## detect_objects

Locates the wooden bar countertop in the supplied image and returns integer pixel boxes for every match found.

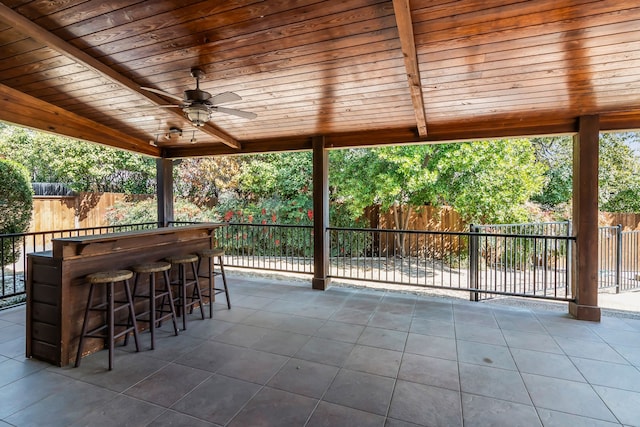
[26,223,224,366]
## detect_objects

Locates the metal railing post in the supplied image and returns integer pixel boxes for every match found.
[469,224,479,301]
[616,224,622,294]
[566,220,572,297]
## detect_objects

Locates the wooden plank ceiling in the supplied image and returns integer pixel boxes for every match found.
[0,0,639,158]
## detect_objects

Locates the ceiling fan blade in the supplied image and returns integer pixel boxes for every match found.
[214,106,257,119]
[210,91,242,105]
[140,86,185,103]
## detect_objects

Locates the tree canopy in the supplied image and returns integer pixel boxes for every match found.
[330,139,546,225]
[0,126,156,193]
[0,158,33,266]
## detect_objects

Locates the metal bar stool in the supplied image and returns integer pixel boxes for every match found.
[197,248,231,317]
[128,261,179,350]
[75,269,140,370]
[165,254,205,330]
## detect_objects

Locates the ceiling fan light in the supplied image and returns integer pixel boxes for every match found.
[184,105,210,126]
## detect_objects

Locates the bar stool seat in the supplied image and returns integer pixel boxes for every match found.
[197,248,231,317]
[165,254,204,330]
[75,269,140,370]
[128,261,179,350]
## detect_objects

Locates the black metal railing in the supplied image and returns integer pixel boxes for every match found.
[328,227,574,301]
[599,226,640,293]
[215,222,314,273]
[7,219,640,307]
[0,222,159,308]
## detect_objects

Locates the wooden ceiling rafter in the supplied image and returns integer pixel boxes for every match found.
[0,82,159,156]
[392,0,428,137]
[0,3,242,151]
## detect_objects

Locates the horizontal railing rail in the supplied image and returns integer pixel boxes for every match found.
[328,226,575,301]
[1,222,160,308]
[215,222,314,274]
[7,218,639,307]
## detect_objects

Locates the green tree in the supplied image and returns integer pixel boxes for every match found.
[0,158,33,266]
[174,156,244,207]
[331,140,546,227]
[330,146,438,229]
[0,126,156,193]
[432,139,546,224]
[530,136,573,207]
[531,132,640,213]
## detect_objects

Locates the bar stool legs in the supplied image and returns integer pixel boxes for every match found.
[197,248,231,317]
[165,254,205,330]
[129,262,179,350]
[75,270,140,370]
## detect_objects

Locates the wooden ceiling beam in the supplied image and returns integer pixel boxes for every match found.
[0,82,160,156]
[0,3,241,150]
[392,0,428,137]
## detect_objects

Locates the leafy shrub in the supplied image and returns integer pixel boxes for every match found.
[105,198,217,225]
[0,159,33,267]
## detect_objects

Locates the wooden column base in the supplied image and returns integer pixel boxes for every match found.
[312,277,331,290]
[569,302,601,322]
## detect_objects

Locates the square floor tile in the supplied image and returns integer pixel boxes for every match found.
[459,363,531,405]
[323,369,394,415]
[330,307,374,325]
[171,374,260,425]
[388,380,462,426]
[0,370,80,419]
[344,345,402,378]
[455,322,506,346]
[295,337,355,367]
[228,387,317,427]
[0,358,46,388]
[572,357,640,392]
[409,318,455,339]
[522,373,617,422]
[511,348,585,382]
[457,340,517,370]
[149,410,218,427]
[398,353,459,391]
[250,329,310,356]
[502,330,563,354]
[216,348,288,384]
[536,408,621,427]
[593,385,640,427]
[124,363,210,407]
[357,326,408,351]
[368,312,412,331]
[57,351,168,392]
[314,320,365,343]
[212,324,270,348]
[5,378,117,426]
[306,401,384,427]
[267,358,339,398]
[405,333,457,360]
[174,341,245,373]
[461,393,541,427]
[555,336,629,364]
[69,394,165,427]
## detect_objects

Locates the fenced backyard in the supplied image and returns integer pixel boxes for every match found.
[3,220,640,309]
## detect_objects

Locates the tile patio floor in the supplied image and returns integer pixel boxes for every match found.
[1,274,640,426]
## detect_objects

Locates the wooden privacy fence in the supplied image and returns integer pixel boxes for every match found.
[30,192,150,234]
[371,206,466,256]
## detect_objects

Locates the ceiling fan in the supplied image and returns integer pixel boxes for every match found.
[140,68,257,126]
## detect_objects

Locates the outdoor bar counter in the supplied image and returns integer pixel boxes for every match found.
[26,223,222,366]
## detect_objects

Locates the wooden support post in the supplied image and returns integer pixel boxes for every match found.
[569,115,601,321]
[312,136,331,290]
[156,158,174,227]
